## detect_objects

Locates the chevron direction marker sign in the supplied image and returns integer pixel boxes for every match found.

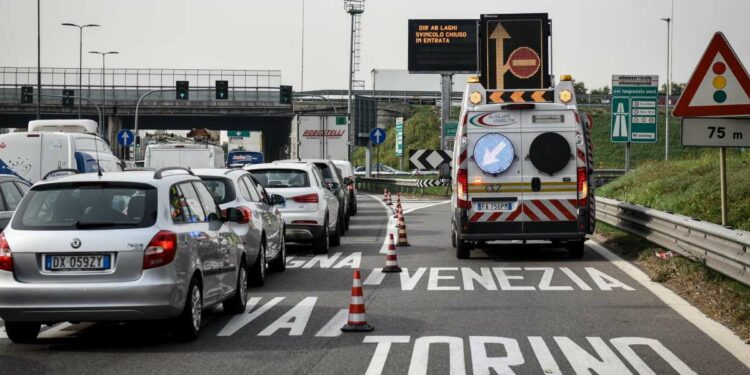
[417,179,450,188]
[487,90,553,104]
[409,149,452,170]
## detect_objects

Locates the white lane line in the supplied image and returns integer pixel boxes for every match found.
[403,200,450,214]
[314,309,348,337]
[587,240,750,369]
[367,194,397,254]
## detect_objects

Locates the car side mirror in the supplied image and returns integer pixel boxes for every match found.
[342,177,353,186]
[271,194,285,206]
[438,163,452,180]
[328,182,341,191]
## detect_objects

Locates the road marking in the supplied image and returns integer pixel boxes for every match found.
[217,296,285,336]
[258,297,317,336]
[362,335,698,375]
[588,240,750,368]
[367,194,397,254]
[314,309,348,337]
[286,252,361,269]
[364,268,386,285]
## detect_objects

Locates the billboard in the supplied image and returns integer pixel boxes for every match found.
[408,19,478,73]
[479,13,551,90]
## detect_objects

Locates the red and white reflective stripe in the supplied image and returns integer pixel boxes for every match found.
[523,199,578,222]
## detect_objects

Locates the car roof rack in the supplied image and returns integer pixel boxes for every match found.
[42,169,80,181]
[153,167,195,180]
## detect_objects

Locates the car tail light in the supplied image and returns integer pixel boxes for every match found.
[0,233,12,272]
[293,193,319,203]
[577,167,588,207]
[235,207,252,224]
[457,169,470,209]
[143,231,177,270]
[292,220,318,224]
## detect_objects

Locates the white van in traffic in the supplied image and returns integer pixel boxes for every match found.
[442,75,595,259]
[144,143,225,170]
[0,119,122,183]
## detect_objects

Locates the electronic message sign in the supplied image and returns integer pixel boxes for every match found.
[408,19,478,73]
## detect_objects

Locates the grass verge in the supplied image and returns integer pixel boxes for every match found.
[594,222,750,342]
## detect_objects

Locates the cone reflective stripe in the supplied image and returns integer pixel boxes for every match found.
[383,188,389,201]
[393,202,402,218]
[396,210,411,246]
[386,191,393,205]
[394,205,403,228]
[397,193,402,205]
[383,234,402,273]
[341,269,374,332]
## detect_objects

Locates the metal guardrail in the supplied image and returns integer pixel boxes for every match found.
[594,169,627,187]
[597,197,750,286]
[357,177,450,196]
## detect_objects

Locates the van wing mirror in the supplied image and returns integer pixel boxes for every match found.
[438,163,452,180]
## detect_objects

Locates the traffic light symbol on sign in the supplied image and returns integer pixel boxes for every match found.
[216,80,228,100]
[21,86,33,104]
[62,89,75,108]
[712,62,728,104]
[176,81,189,100]
[280,85,293,104]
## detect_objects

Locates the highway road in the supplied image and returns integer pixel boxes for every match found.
[1,196,748,374]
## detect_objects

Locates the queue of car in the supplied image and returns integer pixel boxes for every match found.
[0,120,360,344]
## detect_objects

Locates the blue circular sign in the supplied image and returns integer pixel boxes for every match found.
[473,133,515,174]
[117,129,134,146]
[369,128,386,145]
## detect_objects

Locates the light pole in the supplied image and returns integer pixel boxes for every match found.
[36,0,41,119]
[62,22,100,119]
[344,1,364,163]
[300,0,305,92]
[660,17,671,161]
[88,51,118,108]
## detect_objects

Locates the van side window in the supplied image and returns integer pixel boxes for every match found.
[169,184,189,224]
[193,182,221,221]
[178,183,206,223]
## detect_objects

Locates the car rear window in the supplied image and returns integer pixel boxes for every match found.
[250,169,309,188]
[199,177,236,204]
[228,152,263,162]
[12,182,157,230]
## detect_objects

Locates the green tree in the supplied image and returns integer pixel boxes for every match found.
[659,82,686,96]
[573,81,588,95]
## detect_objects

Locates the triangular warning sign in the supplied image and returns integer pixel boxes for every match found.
[673,32,750,118]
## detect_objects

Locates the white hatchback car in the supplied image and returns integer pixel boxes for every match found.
[245,162,339,254]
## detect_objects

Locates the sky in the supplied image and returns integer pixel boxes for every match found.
[1,0,749,91]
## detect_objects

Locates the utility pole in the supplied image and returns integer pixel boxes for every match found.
[660,17,671,161]
[344,0,364,165]
[36,0,41,119]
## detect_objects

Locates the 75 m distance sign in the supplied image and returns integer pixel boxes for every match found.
[682,118,750,147]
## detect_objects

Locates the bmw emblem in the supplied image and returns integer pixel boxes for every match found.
[71,238,81,249]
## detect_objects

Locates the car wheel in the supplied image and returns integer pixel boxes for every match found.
[330,216,342,246]
[248,239,266,287]
[269,233,286,272]
[223,260,248,314]
[313,218,329,254]
[456,230,470,259]
[566,241,585,259]
[344,212,350,232]
[4,322,40,344]
[174,277,202,341]
[451,227,457,248]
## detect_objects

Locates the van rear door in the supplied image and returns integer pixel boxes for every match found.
[520,109,579,234]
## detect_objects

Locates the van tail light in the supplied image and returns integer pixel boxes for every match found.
[577,167,588,207]
[143,231,177,270]
[0,233,12,272]
[457,169,470,209]
[293,193,319,203]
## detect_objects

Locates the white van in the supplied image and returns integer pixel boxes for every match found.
[144,143,225,170]
[0,119,122,183]
[442,75,595,259]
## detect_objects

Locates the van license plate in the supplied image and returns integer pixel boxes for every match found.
[45,254,111,271]
[476,202,512,211]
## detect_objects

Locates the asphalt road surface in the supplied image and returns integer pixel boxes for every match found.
[0,195,748,374]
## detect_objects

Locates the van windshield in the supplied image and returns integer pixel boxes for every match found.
[12,182,157,230]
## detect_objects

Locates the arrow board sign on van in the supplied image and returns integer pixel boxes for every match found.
[409,149,452,170]
[673,32,750,118]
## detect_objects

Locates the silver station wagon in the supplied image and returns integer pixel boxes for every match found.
[0,168,250,343]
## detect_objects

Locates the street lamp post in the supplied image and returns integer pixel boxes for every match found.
[62,22,100,119]
[88,51,118,108]
[660,17,671,161]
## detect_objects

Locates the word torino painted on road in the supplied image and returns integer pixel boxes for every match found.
[363,335,696,375]
[363,266,635,292]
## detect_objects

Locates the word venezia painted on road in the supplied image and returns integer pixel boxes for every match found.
[362,335,696,375]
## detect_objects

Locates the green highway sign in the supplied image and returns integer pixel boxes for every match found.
[229,130,250,138]
[336,116,347,126]
[444,121,458,138]
[610,75,659,144]
[395,117,404,156]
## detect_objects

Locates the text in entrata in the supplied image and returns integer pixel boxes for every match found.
[408,19,477,73]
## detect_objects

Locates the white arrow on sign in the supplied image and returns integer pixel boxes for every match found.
[482,142,507,166]
[121,131,130,144]
[374,129,382,143]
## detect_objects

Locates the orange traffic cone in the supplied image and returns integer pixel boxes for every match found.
[341,269,374,332]
[396,210,411,247]
[393,202,402,218]
[397,193,402,205]
[383,234,402,273]
[386,191,393,206]
[383,188,389,201]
